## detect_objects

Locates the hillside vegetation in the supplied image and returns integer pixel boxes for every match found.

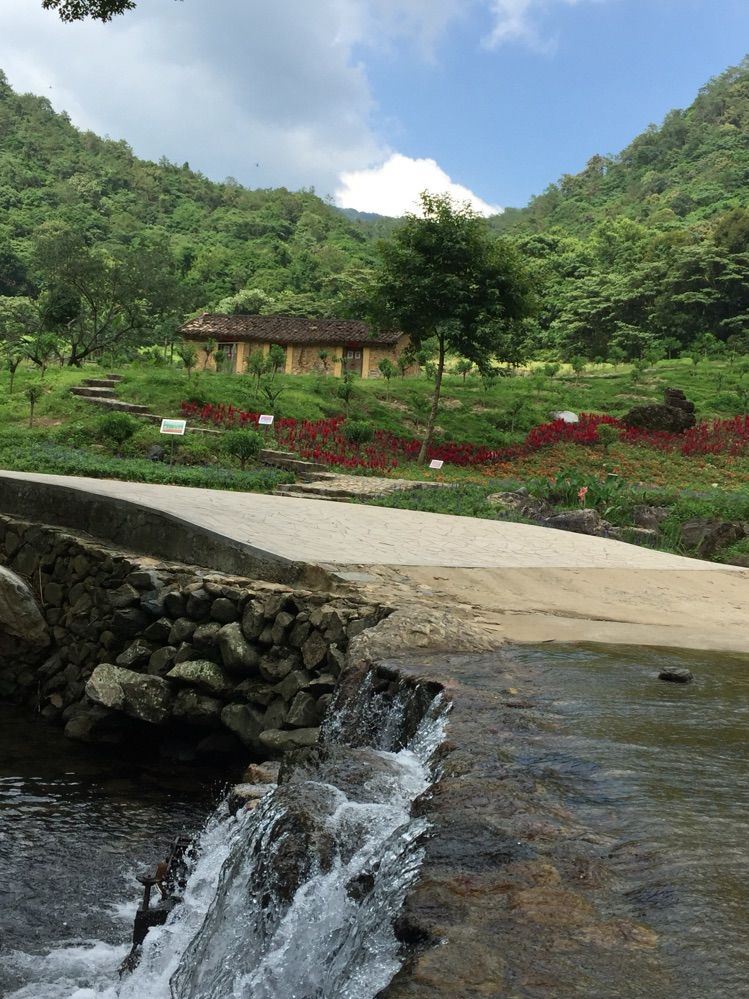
[0,70,376,318]
[492,59,749,364]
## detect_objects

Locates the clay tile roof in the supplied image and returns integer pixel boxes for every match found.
[180,314,402,347]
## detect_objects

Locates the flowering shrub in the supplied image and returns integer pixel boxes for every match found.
[180,402,749,472]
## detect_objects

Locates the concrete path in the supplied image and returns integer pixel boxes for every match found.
[1,470,747,654]
[0,470,733,570]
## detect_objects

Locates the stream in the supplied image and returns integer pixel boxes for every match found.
[1,645,748,998]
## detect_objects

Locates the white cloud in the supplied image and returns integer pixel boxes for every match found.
[335,153,501,217]
[484,0,605,51]
[0,0,603,210]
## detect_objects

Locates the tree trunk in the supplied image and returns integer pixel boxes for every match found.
[417,336,445,466]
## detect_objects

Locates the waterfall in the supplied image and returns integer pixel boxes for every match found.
[7,670,446,999]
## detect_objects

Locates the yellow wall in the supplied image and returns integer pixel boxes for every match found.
[187,336,416,377]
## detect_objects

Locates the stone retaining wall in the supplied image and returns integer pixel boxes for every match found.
[0,515,390,761]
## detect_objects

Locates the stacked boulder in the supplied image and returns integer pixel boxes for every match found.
[0,514,389,759]
[623,387,696,433]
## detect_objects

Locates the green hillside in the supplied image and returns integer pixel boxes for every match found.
[494,58,749,236]
[0,70,376,317]
[491,59,749,361]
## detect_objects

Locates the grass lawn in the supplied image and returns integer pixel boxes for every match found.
[0,355,748,563]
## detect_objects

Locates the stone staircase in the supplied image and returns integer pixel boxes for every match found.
[70,375,152,416]
[259,449,331,479]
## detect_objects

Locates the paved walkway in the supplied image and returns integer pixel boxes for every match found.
[1,471,747,653]
[0,470,730,570]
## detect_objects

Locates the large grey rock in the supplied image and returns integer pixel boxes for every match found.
[148,646,177,676]
[287,691,319,728]
[624,389,696,433]
[301,630,328,669]
[169,617,197,644]
[172,689,223,727]
[486,489,554,521]
[679,518,745,558]
[220,703,265,750]
[263,696,289,730]
[112,607,149,637]
[258,653,296,683]
[210,597,238,623]
[274,669,313,703]
[241,600,265,640]
[167,660,234,697]
[632,505,669,532]
[85,664,173,724]
[142,617,173,643]
[0,565,49,647]
[193,621,222,650]
[186,588,212,621]
[234,678,276,707]
[218,622,259,675]
[543,508,603,536]
[549,410,579,424]
[163,590,186,618]
[259,727,320,753]
[115,639,153,669]
[107,583,140,609]
[271,611,295,645]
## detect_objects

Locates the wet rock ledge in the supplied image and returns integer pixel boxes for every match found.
[0,513,390,760]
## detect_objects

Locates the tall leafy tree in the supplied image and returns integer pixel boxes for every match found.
[33,227,181,365]
[369,192,533,464]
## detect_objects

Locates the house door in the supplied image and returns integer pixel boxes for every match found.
[343,346,363,376]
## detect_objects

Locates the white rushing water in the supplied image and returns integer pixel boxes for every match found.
[6,690,446,999]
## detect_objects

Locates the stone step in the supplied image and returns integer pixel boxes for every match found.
[259,449,328,476]
[79,397,152,415]
[105,373,125,382]
[276,482,373,500]
[260,449,297,461]
[71,386,117,399]
[272,489,351,503]
[83,378,120,389]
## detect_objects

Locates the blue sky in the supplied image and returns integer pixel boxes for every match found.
[0,0,748,215]
[362,0,749,207]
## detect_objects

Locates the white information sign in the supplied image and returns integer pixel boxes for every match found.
[258,414,275,426]
[160,419,187,436]
[429,459,444,470]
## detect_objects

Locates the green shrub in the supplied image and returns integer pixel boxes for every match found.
[97,411,139,448]
[596,423,621,454]
[223,428,264,469]
[343,420,374,446]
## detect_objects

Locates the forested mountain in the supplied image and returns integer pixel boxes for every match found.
[493,59,749,361]
[2,56,749,366]
[494,59,749,236]
[0,69,377,320]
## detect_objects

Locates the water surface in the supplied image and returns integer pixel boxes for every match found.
[0,704,216,996]
[511,643,749,998]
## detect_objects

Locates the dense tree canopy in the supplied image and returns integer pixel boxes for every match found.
[0,70,379,335]
[494,59,749,361]
[2,56,749,368]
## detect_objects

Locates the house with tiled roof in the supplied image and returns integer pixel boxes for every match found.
[180,314,417,379]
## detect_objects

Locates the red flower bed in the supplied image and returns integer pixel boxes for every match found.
[179,401,516,470]
[180,402,749,471]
